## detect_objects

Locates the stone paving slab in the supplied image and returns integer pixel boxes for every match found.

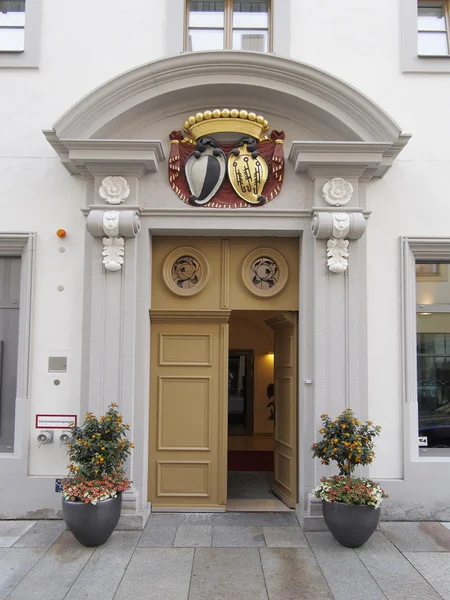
[260,548,334,600]
[356,532,442,600]
[262,526,309,548]
[114,548,194,600]
[189,548,268,600]
[212,525,265,547]
[306,532,387,600]
[0,520,36,547]
[0,548,46,600]
[381,522,450,552]
[174,525,213,547]
[405,552,450,600]
[64,531,140,600]
[13,520,66,548]
[138,525,177,547]
[5,531,94,600]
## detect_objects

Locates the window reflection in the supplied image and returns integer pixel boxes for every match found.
[416,261,450,448]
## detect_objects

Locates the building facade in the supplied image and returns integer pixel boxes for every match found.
[1,0,450,525]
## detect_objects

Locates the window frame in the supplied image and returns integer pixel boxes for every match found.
[0,0,42,68]
[401,237,450,461]
[184,0,273,52]
[401,0,450,73]
[0,233,35,456]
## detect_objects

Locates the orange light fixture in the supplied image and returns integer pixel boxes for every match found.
[56,229,67,238]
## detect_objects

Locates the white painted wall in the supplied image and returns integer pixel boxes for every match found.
[1,0,449,511]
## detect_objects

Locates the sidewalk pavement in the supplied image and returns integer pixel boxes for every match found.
[1,512,450,599]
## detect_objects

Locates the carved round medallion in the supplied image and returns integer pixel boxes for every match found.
[241,248,288,298]
[163,247,210,297]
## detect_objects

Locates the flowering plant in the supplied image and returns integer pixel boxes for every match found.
[313,476,387,508]
[311,409,387,507]
[311,408,381,477]
[62,404,133,504]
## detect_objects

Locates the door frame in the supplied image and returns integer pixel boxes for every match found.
[147,232,305,514]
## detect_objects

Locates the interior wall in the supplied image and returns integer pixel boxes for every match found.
[229,311,277,435]
[229,310,277,434]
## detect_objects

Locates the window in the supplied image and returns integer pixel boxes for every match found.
[418,1,450,55]
[0,257,21,452]
[0,0,25,52]
[186,0,270,52]
[401,0,450,72]
[0,0,41,68]
[416,260,450,454]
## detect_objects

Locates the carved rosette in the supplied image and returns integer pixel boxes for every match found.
[322,177,353,207]
[99,176,131,205]
[311,212,366,274]
[86,209,141,272]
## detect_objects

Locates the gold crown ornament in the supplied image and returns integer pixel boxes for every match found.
[184,109,269,141]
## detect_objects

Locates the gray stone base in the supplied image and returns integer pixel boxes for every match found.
[116,503,151,531]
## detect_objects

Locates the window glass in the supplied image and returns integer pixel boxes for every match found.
[189,2,224,28]
[417,2,449,55]
[418,4,446,29]
[233,1,268,28]
[416,262,450,450]
[188,29,224,50]
[0,257,21,453]
[233,30,267,51]
[418,31,449,53]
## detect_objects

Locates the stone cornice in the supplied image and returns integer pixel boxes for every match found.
[43,134,165,177]
[289,136,411,179]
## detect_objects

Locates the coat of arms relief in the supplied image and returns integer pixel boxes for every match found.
[169,109,285,208]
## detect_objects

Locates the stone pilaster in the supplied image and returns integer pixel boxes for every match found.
[69,141,164,528]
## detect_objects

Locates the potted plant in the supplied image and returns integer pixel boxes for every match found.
[61,403,133,547]
[311,408,387,548]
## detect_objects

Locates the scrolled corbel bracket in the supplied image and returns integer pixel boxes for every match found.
[311,212,367,274]
[86,209,141,272]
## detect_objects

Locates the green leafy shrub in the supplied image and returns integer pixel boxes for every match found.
[62,404,133,504]
[311,408,381,477]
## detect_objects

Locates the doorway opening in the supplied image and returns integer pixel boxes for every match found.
[227,310,296,512]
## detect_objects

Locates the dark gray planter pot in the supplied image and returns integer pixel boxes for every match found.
[62,493,122,547]
[322,500,380,548]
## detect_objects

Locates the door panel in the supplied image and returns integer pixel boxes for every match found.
[266,313,298,508]
[150,237,299,510]
[149,316,229,510]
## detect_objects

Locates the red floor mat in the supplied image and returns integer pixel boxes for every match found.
[228,450,274,471]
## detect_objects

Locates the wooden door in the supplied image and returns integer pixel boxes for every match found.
[149,237,299,510]
[149,313,229,510]
[265,313,298,508]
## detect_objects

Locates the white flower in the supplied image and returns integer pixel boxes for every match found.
[99,176,131,205]
[322,177,353,206]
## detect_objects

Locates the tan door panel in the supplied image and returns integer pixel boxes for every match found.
[229,238,299,310]
[149,316,229,510]
[265,312,298,508]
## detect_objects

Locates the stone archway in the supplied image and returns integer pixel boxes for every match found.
[44,51,408,527]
